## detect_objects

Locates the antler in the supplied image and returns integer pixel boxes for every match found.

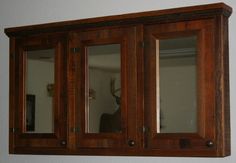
[110,78,121,105]
[110,78,120,97]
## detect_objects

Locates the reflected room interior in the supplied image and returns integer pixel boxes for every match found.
[158,36,197,133]
[25,49,55,133]
[24,37,198,134]
[87,44,121,133]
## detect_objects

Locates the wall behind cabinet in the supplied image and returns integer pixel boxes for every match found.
[27,59,54,133]
[160,59,197,133]
[0,0,235,162]
[89,68,120,133]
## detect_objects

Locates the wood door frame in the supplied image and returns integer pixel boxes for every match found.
[144,18,218,155]
[73,26,139,149]
[10,33,68,152]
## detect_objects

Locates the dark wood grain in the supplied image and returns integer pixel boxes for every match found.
[214,14,231,156]
[11,33,68,151]
[143,13,230,156]
[73,26,138,149]
[4,3,232,37]
[9,37,16,154]
[6,3,231,156]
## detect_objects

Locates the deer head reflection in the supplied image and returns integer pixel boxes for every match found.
[99,78,121,133]
[110,78,121,105]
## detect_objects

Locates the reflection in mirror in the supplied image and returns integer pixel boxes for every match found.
[157,36,197,133]
[25,49,55,133]
[87,44,121,133]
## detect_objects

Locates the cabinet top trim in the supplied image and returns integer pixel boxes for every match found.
[4,2,232,37]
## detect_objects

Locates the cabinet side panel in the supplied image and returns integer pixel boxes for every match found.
[9,37,16,153]
[215,15,231,156]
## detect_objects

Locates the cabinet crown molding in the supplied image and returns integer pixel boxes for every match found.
[5,3,232,37]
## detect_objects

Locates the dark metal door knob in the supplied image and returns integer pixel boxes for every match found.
[128,140,135,147]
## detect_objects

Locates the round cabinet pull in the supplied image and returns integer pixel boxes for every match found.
[206,140,214,147]
[128,140,135,147]
[60,140,66,146]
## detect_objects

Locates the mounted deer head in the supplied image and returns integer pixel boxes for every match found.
[110,78,121,105]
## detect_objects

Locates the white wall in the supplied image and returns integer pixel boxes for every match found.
[160,61,197,133]
[0,0,235,163]
[27,59,54,133]
[89,68,120,133]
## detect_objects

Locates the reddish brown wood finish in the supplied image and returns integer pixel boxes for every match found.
[72,26,139,149]
[4,3,232,37]
[11,33,68,151]
[214,14,231,156]
[9,37,16,154]
[144,19,217,153]
[6,3,232,157]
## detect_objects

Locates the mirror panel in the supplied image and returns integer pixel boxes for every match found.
[86,44,121,133]
[25,49,55,133]
[157,36,197,133]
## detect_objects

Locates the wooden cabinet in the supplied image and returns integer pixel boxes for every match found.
[71,26,139,149]
[8,34,68,153]
[144,18,223,156]
[5,3,232,157]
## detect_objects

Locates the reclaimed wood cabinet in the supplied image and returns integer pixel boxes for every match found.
[5,3,232,157]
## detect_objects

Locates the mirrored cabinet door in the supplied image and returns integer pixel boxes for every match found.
[6,3,231,156]
[157,36,198,134]
[72,26,139,149]
[144,19,217,152]
[13,34,67,150]
[25,49,55,133]
[87,44,121,134]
